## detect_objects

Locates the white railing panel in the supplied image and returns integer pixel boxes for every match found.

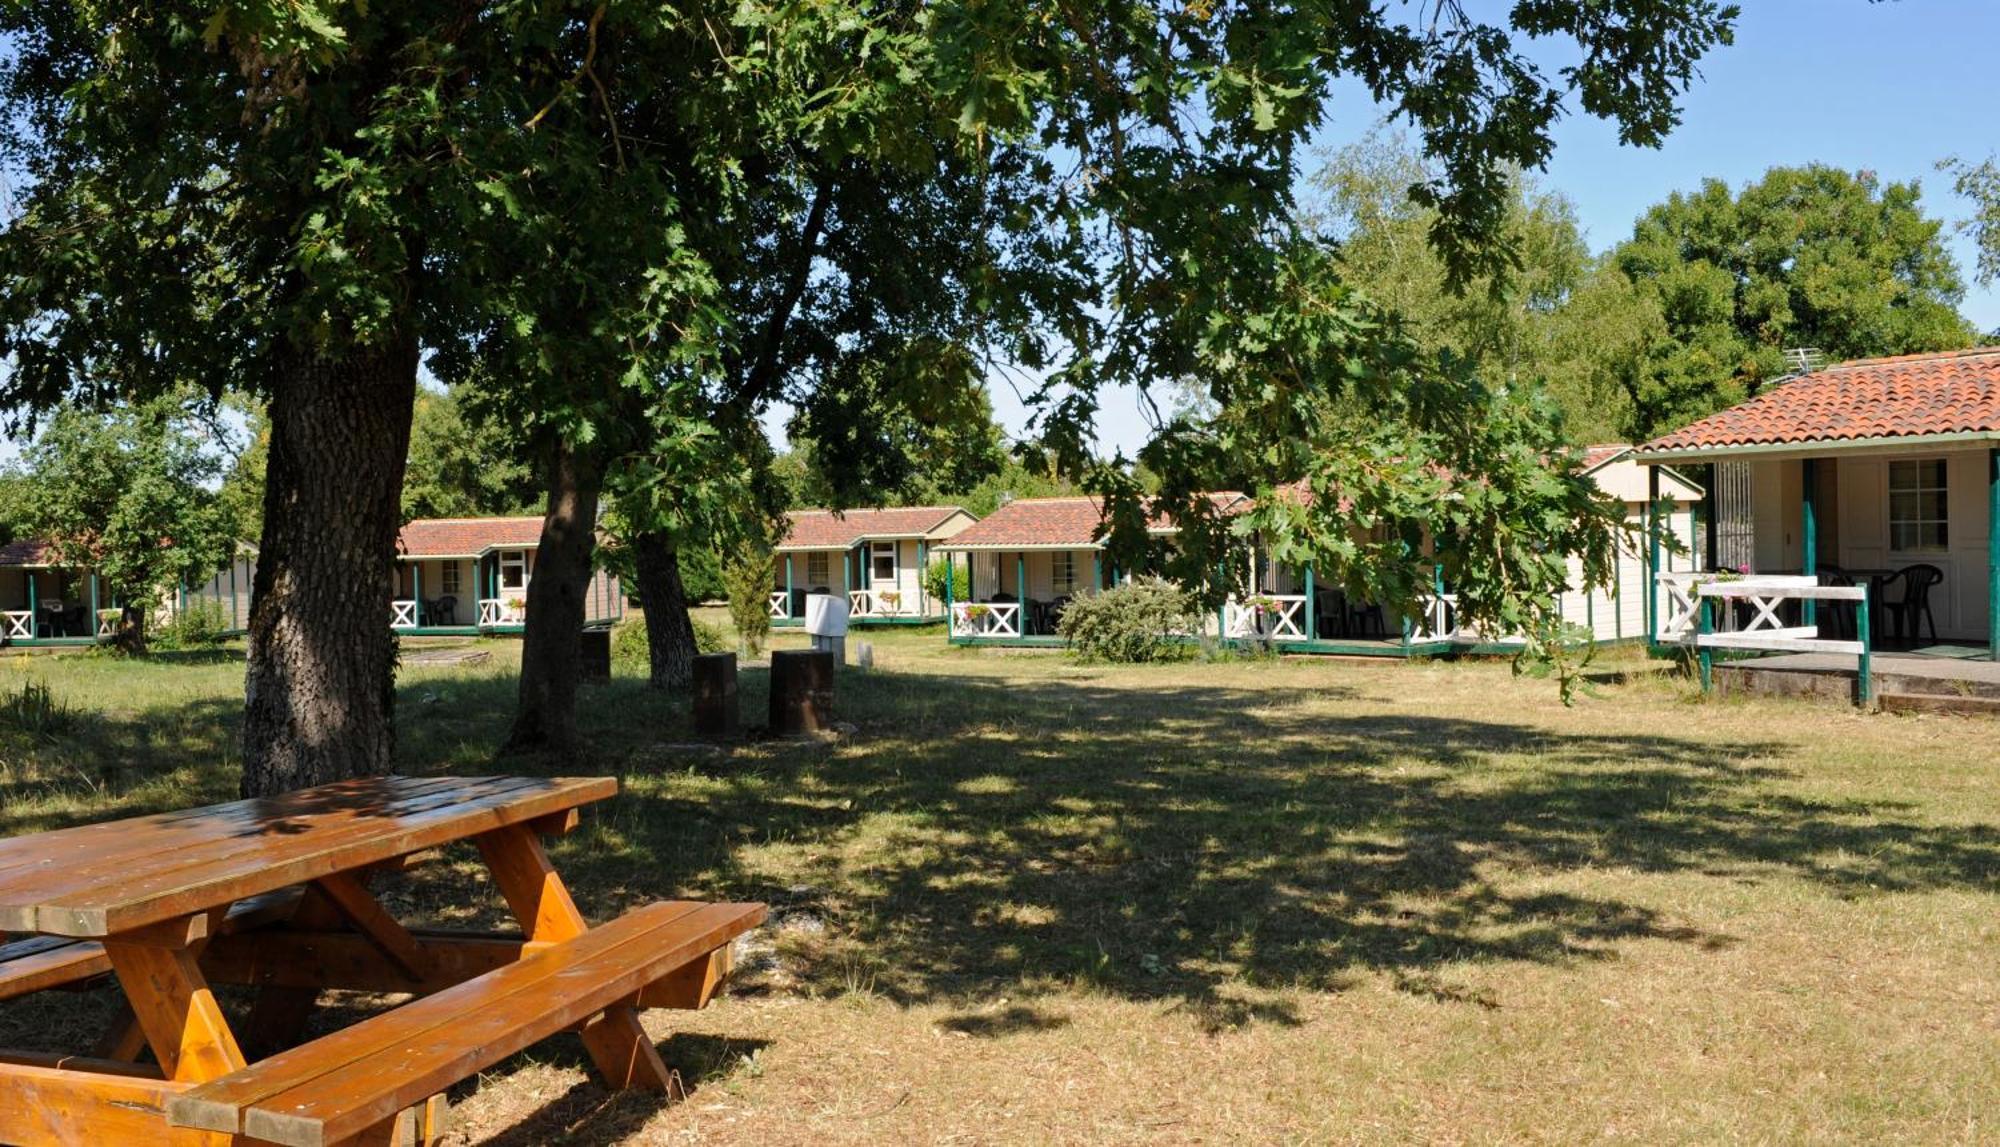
[1409,594,1459,642]
[391,599,418,629]
[1687,580,1868,656]
[479,597,525,626]
[97,609,120,638]
[1224,595,1307,640]
[769,591,790,619]
[950,601,1020,638]
[850,589,912,618]
[2,611,31,639]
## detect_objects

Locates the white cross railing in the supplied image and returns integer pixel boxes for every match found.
[769,591,791,619]
[1656,572,1817,643]
[479,598,524,626]
[2,611,32,639]
[390,599,419,630]
[1407,593,1459,642]
[950,600,1020,638]
[1691,579,1862,654]
[97,609,120,638]
[850,589,911,618]
[1223,595,1307,640]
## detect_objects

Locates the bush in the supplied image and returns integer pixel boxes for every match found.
[611,615,728,672]
[922,557,964,605]
[723,545,774,655]
[0,679,76,739]
[1056,577,1198,663]
[155,597,229,650]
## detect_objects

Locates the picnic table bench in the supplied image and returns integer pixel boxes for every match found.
[0,775,765,1146]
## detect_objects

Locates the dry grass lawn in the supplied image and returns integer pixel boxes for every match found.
[1,627,1996,1144]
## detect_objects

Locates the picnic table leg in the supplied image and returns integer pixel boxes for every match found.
[476,822,680,1094]
[241,883,346,1059]
[92,1001,149,1062]
[99,916,246,1084]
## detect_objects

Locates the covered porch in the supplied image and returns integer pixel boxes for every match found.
[771,537,945,628]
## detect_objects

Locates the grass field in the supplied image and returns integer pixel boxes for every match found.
[2,625,1997,1144]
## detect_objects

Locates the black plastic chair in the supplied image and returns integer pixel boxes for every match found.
[1882,564,1944,644]
[1815,568,1856,641]
[1349,601,1386,639]
[429,595,458,626]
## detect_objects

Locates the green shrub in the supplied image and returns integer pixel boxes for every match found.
[922,557,965,604]
[1056,578,1198,663]
[0,679,76,738]
[723,545,774,655]
[155,597,229,649]
[611,615,729,671]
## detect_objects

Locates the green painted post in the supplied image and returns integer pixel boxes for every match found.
[27,570,37,640]
[1697,594,1713,695]
[785,554,794,620]
[1017,553,1027,635]
[88,573,100,642]
[943,549,954,638]
[412,562,422,628]
[1801,458,1817,627]
[1857,584,1873,708]
[228,557,239,631]
[1646,466,1662,645]
[1216,561,1227,641]
[1989,448,2000,661]
[1304,565,1316,641]
[916,540,927,615]
[1093,554,1103,592]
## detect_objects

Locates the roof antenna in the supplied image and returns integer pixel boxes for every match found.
[1782,347,1824,374]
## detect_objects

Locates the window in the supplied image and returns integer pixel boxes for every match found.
[806,552,829,586]
[1051,550,1077,595]
[1888,459,1948,552]
[440,563,461,595]
[871,541,896,582]
[498,550,529,590]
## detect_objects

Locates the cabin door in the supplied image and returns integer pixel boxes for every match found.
[497,550,531,598]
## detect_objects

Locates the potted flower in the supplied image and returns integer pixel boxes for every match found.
[505,595,527,622]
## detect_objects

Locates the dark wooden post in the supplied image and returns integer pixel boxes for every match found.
[768,649,834,736]
[692,652,740,738]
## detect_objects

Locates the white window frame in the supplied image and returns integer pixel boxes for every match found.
[806,552,830,586]
[498,550,530,591]
[1887,458,1949,553]
[870,541,896,584]
[1051,551,1077,595]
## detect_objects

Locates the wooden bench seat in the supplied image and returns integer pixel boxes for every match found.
[0,887,306,1002]
[168,899,765,1147]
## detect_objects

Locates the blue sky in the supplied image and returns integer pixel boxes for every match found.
[992,0,2000,457]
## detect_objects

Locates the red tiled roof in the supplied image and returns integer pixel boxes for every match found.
[1640,348,2000,454]
[940,493,1245,549]
[397,516,546,558]
[1580,444,1631,471]
[777,506,972,550]
[0,539,55,568]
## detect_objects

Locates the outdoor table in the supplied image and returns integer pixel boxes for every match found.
[0,774,763,1147]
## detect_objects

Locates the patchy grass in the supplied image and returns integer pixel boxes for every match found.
[2,633,1998,1143]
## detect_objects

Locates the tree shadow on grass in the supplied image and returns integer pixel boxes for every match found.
[5,656,1998,1052]
[523,664,2000,1029]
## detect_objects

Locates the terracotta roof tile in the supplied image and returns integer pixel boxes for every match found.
[777,506,973,550]
[940,493,1244,549]
[397,516,547,558]
[1640,347,2000,454]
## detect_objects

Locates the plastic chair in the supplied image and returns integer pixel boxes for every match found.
[1882,564,1944,644]
[1815,568,1856,641]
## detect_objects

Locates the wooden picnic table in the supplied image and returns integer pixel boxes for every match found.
[0,775,764,1147]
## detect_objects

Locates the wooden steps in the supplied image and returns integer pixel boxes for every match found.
[168,899,764,1147]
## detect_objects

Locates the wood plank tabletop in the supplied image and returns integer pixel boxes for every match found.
[0,775,617,939]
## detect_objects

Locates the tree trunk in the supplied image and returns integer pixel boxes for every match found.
[241,340,419,799]
[506,440,603,753]
[634,531,699,690]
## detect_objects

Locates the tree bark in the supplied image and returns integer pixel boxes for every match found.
[242,340,419,798]
[634,531,699,690]
[506,440,604,753]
